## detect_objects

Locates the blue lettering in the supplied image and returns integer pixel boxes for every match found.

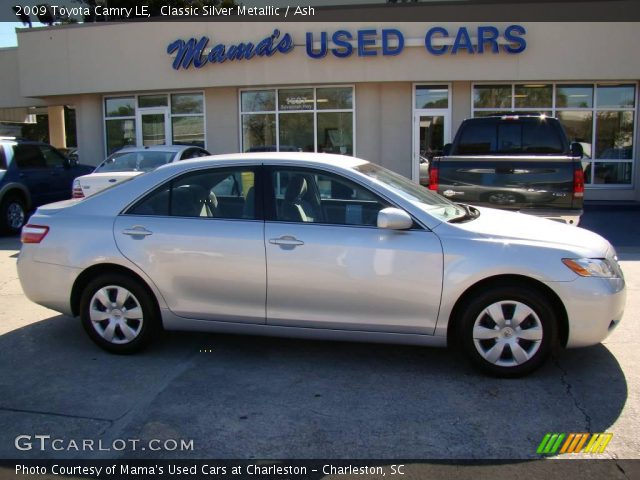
[503,24,527,54]
[167,37,209,70]
[357,29,377,57]
[277,33,294,54]
[425,27,448,55]
[227,43,255,61]
[452,27,473,54]
[382,29,404,56]
[477,26,500,54]
[306,31,327,59]
[331,30,353,58]
[207,44,226,63]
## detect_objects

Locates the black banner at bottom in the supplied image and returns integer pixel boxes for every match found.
[1,459,638,480]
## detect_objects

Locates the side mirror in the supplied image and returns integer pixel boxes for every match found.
[377,208,413,230]
[442,143,452,156]
[570,142,584,158]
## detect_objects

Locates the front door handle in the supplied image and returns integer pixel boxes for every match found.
[269,235,304,247]
[122,226,153,237]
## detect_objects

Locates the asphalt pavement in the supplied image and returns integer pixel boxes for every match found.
[0,206,638,477]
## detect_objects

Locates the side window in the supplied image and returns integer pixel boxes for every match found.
[127,167,258,220]
[180,148,210,160]
[39,146,68,168]
[270,168,389,226]
[13,144,46,169]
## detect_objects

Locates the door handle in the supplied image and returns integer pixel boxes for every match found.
[269,235,304,247]
[122,226,153,237]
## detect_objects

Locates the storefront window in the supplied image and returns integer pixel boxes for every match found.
[138,94,168,108]
[318,112,353,155]
[172,116,204,147]
[279,113,314,151]
[556,85,593,108]
[105,97,135,117]
[241,86,354,155]
[106,119,135,154]
[279,89,314,111]
[473,85,511,109]
[242,113,276,152]
[415,86,448,109]
[473,82,636,186]
[104,92,205,152]
[514,84,552,108]
[171,93,204,114]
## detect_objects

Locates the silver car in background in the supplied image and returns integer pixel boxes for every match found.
[18,153,626,377]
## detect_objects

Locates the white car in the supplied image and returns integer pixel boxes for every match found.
[72,145,209,198]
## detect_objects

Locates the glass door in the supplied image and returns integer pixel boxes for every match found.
[413,110,450,186]
[137,108,170,146]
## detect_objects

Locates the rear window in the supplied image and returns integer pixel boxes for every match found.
[96,151,176,173]
[454,118,567,155]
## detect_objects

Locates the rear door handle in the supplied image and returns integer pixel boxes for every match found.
[269,235,304,247]
[122,226,153,237]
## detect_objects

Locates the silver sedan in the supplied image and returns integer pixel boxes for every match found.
[17,153,626,377]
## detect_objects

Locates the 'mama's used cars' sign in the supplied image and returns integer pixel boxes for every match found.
[167,25,527,70]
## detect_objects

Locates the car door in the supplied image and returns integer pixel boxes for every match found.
[264,166,443,334]
[114,164,266,324]
[39,144,74,202]
[11,144,52,206]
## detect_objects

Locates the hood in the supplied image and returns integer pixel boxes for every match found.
[442,206,612,257]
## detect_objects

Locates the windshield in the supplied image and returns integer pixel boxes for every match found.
[354,162,466,222]
[95,151,176,173]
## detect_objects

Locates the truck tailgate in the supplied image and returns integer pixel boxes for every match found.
[436,155,580,211]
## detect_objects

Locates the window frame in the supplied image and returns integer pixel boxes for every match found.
[471,81,638,188]
[238,85,356,156]
[103,91,206,156]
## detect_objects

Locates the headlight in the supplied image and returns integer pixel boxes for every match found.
[562,258,619,278]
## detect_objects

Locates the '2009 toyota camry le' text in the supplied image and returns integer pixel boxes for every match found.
[17,153,626,377]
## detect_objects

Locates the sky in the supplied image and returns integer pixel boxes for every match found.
[0,22,22,48]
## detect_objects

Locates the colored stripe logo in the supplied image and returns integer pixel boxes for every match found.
[537,433,612,455]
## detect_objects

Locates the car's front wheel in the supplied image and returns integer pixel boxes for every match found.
[458,285,558,377]
[0,195,27,234]
[79,273,159,354]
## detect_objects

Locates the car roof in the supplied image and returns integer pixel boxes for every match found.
[165,152,369,171]
[114,145,199,154]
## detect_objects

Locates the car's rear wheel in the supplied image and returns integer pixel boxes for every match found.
[0,195,27,235]
[80,273,158,353]
[458,285,558,377]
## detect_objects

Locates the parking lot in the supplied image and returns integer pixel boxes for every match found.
[0,207,638,467]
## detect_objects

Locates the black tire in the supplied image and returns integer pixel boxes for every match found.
[0,195,27,235]
[79,273,159,354]
[457,285,558,377]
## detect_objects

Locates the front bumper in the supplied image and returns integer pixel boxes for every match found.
[548,275,626,348]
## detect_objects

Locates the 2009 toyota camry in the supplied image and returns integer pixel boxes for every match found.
[17,153,626,377]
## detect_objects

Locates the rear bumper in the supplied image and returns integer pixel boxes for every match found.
[17,248,79,317]
[547,276,626,348]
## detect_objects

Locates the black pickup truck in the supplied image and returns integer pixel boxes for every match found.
[427,115,585,225]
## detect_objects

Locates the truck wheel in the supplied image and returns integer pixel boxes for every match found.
[0,195,27,235]
[458,285,558,377]
[79,273,159,354]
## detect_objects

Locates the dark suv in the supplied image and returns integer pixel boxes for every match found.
[0,138,94,234]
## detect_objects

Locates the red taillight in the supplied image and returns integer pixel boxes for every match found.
[21,225,49,244]
[573,168,585,198]
[428,167,439,191]
[72,180,84,199]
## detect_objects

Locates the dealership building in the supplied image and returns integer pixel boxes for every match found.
[0,20,639,201]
